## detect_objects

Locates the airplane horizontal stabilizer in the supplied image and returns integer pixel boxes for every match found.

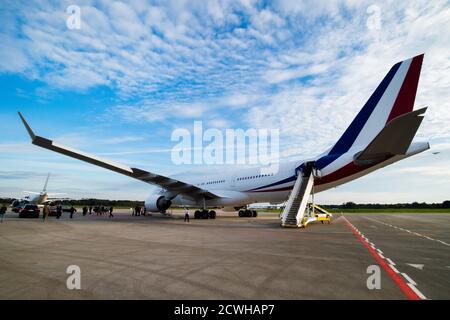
[353,107,427,165]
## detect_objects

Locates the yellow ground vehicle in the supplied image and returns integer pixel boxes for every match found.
[301,204,332,227]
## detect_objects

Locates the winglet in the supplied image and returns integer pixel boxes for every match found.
[18,112,36,140]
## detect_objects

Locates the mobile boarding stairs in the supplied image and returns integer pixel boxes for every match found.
[281,161,331,228]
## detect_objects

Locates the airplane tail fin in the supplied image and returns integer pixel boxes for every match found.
[43,173,50,193]
[328,54,424,156]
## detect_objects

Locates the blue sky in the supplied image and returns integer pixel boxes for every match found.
[1,0,449,203]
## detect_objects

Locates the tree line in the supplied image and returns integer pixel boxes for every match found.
[322,201,450,209]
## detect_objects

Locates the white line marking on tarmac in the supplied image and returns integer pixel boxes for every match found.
[389,264,400,273]
[407,283,427,300]
[386,258,396,265]
[364,217,450,247]
[344,216,428,300]
[402,273,417,286]
[407,264,424,270]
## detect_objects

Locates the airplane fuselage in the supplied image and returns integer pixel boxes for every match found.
[160,142,429,209]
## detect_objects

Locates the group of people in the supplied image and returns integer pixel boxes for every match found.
[1,203,196,224]
[42,204,77,220]
[39,204,114,221]
[85,206,114,217]
[131,206,146,216]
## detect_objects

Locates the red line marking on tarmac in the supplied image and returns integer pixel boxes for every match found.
[342,216,422,300]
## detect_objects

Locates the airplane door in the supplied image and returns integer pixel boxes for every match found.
[230,176,237,188]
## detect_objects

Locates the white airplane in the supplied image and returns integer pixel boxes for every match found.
[11,173,66,210]
[19,54,429,219]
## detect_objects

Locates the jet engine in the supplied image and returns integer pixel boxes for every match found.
[145,195,172,213]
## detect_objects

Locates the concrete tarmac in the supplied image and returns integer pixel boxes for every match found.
[0,209,449,299]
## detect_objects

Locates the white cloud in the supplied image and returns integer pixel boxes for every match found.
[102,135,145,144]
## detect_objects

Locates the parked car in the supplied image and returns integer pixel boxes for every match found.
[19,204,40,218]
[12,204,24,213]
[11,200,26,213]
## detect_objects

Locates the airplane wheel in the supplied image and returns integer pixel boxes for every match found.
[252,210,257,217]
[244,210,252,217]
[201,210,209,219]
[194,210,200,219]
[238,210,244,217]
[209,210,216,219]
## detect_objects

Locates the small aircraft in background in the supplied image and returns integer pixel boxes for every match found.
[10,173,68,212]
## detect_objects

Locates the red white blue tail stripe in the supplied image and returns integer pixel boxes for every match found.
[249,54,424,193]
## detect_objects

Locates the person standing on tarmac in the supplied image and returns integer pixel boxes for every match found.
[82,206,88,216]
[184,207,190,223]
[109,206,114,218]
[56,205,62,219]
[69,206,77,219]
[0,204,6,223]
[43,204,50,222]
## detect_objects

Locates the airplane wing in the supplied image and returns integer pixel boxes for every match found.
[43,197,72,203]
[18,112,219,200]
[23,190,41,194]
[354,107,427,165]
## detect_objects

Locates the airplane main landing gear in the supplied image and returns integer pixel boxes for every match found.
[194,209,216,219]
[238,209,257,218]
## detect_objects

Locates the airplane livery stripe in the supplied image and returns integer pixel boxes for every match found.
[327,61,402,155]
[247,56,422,193]
[249,175,297,191]
[386,54,424,123]
[249,156,394,193]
